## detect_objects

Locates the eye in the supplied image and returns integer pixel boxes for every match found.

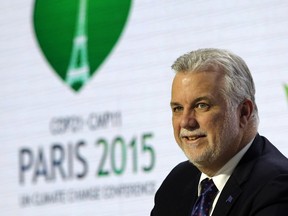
[195,103,210,111]
[171,106,183,113]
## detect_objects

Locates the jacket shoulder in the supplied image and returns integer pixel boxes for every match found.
[151,161,200,216]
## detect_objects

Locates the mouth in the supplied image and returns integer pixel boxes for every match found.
[181,134,207,142]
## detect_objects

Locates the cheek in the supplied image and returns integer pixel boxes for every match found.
[199,114,217,129]
[172,116,179,129]
[172,118,181,140]
[200,114,223,137]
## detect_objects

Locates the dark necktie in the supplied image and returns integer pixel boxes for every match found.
[191,178,219,216]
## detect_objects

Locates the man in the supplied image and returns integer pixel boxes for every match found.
[151,48,288,216]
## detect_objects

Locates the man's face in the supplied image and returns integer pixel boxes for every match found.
[171,71,242,172]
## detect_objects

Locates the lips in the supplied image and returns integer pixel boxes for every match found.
[188,135,205,140]
[179,129,207,144]
[182,134,206,141]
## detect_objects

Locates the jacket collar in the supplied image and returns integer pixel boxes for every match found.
[212,134,262,216]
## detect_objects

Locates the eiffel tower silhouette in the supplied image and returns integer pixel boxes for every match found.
[66,0,90,90]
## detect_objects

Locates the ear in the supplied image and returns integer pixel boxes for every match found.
[239,99,254,128]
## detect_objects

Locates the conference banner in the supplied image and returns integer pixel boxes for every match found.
[1,0,288,215]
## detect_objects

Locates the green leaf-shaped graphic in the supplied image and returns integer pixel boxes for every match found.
[33,0,132,92]
[285,84,288,101]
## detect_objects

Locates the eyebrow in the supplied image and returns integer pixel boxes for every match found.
[170,96,212,107]
[170,102,181,107]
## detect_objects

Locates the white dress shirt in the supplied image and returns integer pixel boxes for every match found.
[197,139,254,216]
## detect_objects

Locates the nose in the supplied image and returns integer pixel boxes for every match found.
[180,111,199,130]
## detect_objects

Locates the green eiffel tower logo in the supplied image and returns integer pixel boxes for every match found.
[66,0,90,91]
[33,0,132,92]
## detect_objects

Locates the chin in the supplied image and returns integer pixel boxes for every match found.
[188,159,206,169]
[186,152,214,167]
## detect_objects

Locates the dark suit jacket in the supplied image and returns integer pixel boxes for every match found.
[151,134,288,216]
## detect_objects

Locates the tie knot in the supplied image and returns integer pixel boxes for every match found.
[200,178,218,195]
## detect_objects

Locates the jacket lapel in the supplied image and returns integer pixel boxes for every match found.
[212,176,242,216]
[176,171,201,216]
[212,134,263,216]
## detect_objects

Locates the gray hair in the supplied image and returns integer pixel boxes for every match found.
[171,48,259,122]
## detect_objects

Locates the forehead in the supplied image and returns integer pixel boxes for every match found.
[171,71,225,100]
[173,70,224,88]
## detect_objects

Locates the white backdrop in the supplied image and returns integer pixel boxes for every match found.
[1,0,288,215]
